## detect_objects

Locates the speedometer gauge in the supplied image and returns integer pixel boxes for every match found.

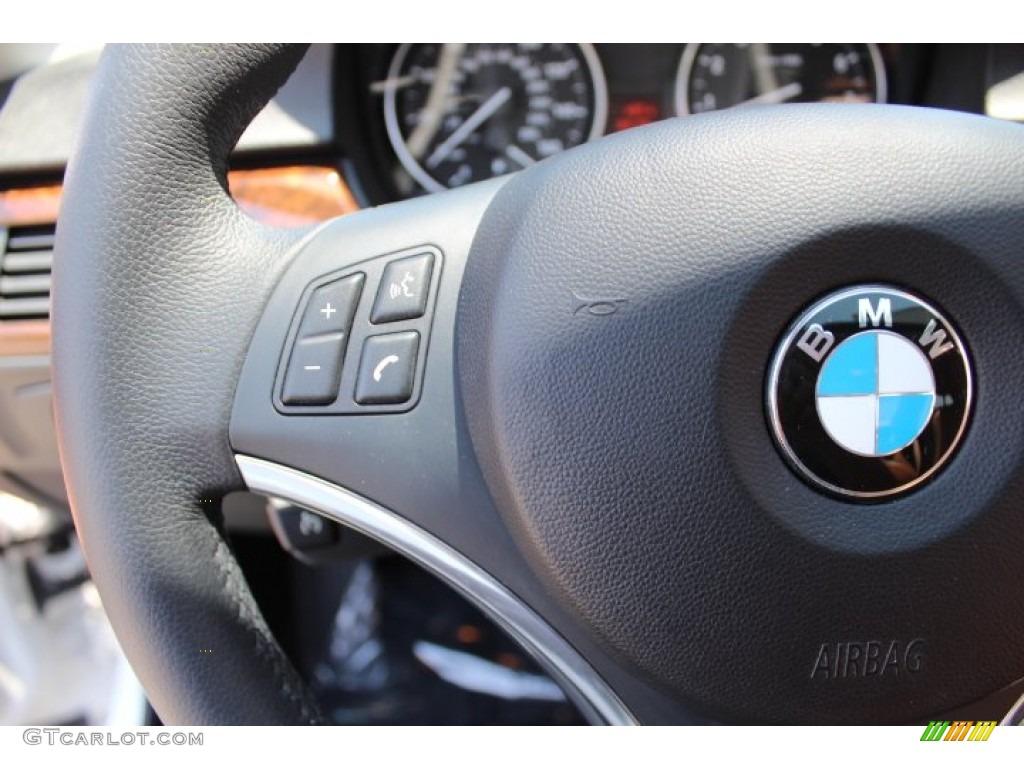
[382,43,607,193]
[676,44,886,115]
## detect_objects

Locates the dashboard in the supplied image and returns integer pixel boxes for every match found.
[338,44,1024,203]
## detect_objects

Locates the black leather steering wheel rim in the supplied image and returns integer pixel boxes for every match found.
[53,44,324,725]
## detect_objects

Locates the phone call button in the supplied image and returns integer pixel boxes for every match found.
[354,332,421,405]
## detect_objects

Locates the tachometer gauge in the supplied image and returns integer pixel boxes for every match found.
[381,43,607,193]
[676,44,886,115]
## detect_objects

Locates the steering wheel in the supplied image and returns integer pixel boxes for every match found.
[52,44,1024,725]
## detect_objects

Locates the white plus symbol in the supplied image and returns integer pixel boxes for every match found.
[320,302,336,319]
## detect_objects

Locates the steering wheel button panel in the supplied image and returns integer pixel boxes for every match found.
[280,334,346,405]
[355,332,420,405]
[370,252,434,324]
[297,273,364,338]
[273,245,443,415]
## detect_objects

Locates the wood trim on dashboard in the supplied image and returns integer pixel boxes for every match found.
[228,166,360,227]
[0,165,360,356]
[0,184,63,227]
[0,166,359,228]
[0,319,50,356]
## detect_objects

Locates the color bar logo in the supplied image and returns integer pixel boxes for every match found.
[920,721,996,742]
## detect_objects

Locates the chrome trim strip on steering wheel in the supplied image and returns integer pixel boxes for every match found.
[235,454,639,726]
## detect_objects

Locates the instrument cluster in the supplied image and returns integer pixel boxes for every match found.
[336,44,986,202]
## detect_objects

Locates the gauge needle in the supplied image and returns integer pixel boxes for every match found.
[733,81,804,108]
[369,74,417,94]
[506,144,536,168]
[750,43,780,95]
[407,43,466,160]
[426,86,512,169]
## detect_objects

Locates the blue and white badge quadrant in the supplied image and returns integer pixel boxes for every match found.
[815,331,936,457]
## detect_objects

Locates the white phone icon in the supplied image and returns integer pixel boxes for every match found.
[373,355,400,382]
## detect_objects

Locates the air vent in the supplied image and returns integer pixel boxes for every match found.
[0,223,54,320]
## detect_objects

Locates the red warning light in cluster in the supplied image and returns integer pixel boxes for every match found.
[612,100,662,132]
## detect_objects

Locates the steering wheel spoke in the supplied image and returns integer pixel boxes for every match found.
[230,181,657,725]
[231,179,499,520]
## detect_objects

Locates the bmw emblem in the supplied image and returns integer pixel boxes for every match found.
[767,286,973,500]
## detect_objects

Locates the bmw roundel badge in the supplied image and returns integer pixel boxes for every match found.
[767,285,973,500]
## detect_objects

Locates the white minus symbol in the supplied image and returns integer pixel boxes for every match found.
[303,365,321,371]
